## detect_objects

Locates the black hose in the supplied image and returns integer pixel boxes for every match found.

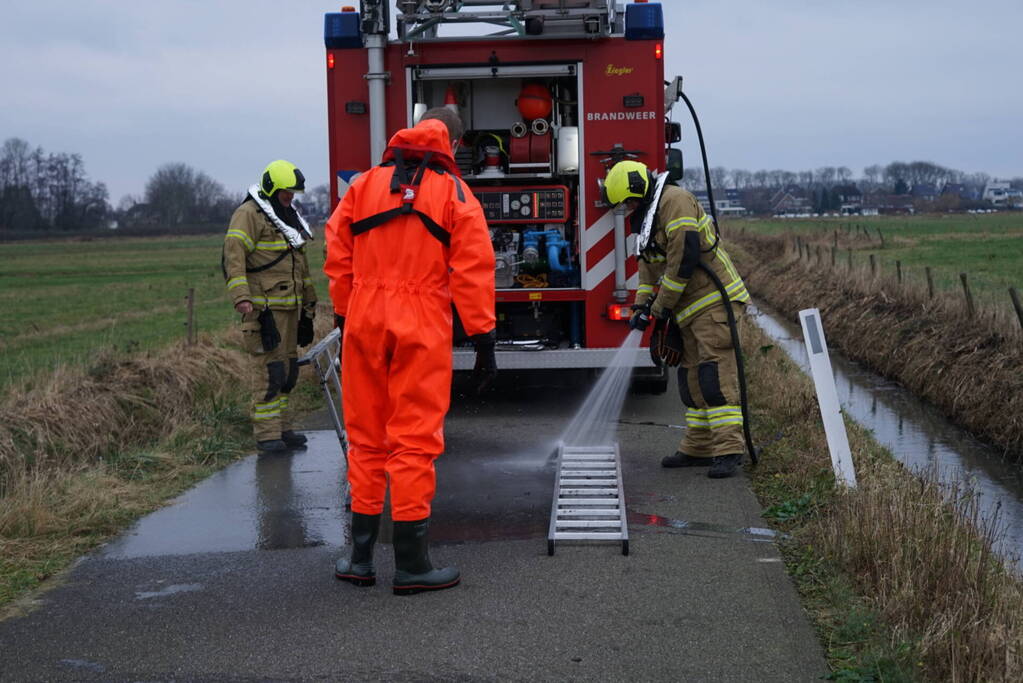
[678,91,720,253]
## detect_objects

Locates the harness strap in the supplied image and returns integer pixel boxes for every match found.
[246,251,290,273]
[350,207,450,247]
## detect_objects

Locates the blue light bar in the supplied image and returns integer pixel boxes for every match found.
[625,2,664,40]
[324,11,362,49]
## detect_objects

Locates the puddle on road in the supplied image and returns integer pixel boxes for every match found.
[752,306,1023,569]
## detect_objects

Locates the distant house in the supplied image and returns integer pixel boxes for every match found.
[910,183,938,202]
[834,185,862,215]
[693,189,748,217]
[983,180,1022,206]
[862,192,915,216]
[770,186,811,215]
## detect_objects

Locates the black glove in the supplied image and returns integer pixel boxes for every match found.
[257,307,281,353]
[469,330,497,394]
[649,318,667,367]
[659,319,683,367]
[628,301,651,332]
[297,309,314,347]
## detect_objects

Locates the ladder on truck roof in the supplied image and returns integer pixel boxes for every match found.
[385,0,625,41]
[548,442,629,555]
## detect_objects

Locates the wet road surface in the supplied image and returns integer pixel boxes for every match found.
[0,370,826,681]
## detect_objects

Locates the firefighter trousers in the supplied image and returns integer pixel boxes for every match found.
[676,302,746,458]
[242,307,299,442]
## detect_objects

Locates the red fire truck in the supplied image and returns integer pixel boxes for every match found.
[324,1,683,388]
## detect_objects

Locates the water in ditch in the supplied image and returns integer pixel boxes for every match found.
[751,304,1023,570]
[560,328,643,447]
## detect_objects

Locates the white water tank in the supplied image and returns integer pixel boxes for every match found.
[556,126,579,174]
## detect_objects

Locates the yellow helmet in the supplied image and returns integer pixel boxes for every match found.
[602,160,653,206]
[261,160,306,196]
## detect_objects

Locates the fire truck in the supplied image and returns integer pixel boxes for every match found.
[323,1,684,389]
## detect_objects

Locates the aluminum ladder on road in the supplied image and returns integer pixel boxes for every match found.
[547,442,628,556]
[297,327,350,507]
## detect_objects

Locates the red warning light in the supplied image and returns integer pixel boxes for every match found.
[327,53,335,69]
[654,43,663,60]
[607,304,633,321]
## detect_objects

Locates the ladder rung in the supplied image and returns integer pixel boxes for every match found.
[559,478,615,486]
[557,498,618,505]
[552,532,623,540]
[557,508,622,516]
[556,520,621,528]
[562,454,615,461]
[561,467,617,474]
[559,488,618,495]
[561,446,616,453]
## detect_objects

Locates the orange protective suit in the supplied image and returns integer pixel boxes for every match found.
[323,119,496,521]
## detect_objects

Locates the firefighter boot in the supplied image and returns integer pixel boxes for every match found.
[661,451,712,468]
[257,439,288,453]
[392,519,460,596]
[334,512,380,587]
[281,430,308,448]
[708,453,743,479]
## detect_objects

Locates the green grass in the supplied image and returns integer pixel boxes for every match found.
[732,212,1023,314]
[0,233,329,388]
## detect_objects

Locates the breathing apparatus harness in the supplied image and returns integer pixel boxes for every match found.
[673,89,758,465]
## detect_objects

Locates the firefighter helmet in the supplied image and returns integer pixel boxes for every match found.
[261,160,306,196]
[602,160,654,206]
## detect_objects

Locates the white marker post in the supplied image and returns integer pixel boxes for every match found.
[799,308,857,488]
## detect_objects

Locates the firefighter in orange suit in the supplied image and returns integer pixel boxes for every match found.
[323,109,496,595]
[603,160,750,479]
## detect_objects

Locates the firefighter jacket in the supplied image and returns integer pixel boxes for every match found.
[224,200,317,313]
[634,185,749,327]
[324,118,496,337]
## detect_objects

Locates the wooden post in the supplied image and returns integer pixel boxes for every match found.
[816,245,822,264]
[877,228,885,248]
[847,248,852,269]
[833,229,839,249]
[831,246,836,267]
[959,273,975,318]
[1010,287,1023,333]
[869,254,876,277]
[185,288,195,346]
[896,260,902,285]
[925,266,935,299]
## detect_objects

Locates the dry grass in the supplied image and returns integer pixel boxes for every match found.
[0,306,334,607]
[736,232,1023,457]
[737,272,1023,680]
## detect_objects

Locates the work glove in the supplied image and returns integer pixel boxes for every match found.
[257,307,281,353]
[657,318,684,367]
[628,300,652,332]
[649,318,666,367]
[469,330,498,394]
[297,309,315,347]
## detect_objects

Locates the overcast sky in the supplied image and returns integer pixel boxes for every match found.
[2,1,1020,203]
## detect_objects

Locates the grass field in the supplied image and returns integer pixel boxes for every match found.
[730,212,1023,314]
[0,233,330,388]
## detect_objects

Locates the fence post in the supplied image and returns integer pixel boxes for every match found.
[816,245,822,264]
[185,288,195,346]
[831,246,836,267]
[869,254,877,277]
[959,273,975,318]
[877,228,885,248]
[926,266,935,299]
[847,248,852,270]
[896,260,902,285]
[1009,287,1023,333]
[833,229,839,249]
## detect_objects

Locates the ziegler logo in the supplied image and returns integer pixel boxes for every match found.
[605,64,634,76]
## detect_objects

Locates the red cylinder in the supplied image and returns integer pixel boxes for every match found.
[517,83,552,121]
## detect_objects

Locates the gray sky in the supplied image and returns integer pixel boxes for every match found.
[2,1,1020,203]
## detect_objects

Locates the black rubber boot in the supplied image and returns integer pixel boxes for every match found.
[257,439,287,453]
[661,451,713,468]
[708,453,743,479]
[334,513,380,587]
[281,430,308,447]
[392,518,460,596]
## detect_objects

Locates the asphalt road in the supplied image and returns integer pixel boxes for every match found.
[0,370,827,682]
